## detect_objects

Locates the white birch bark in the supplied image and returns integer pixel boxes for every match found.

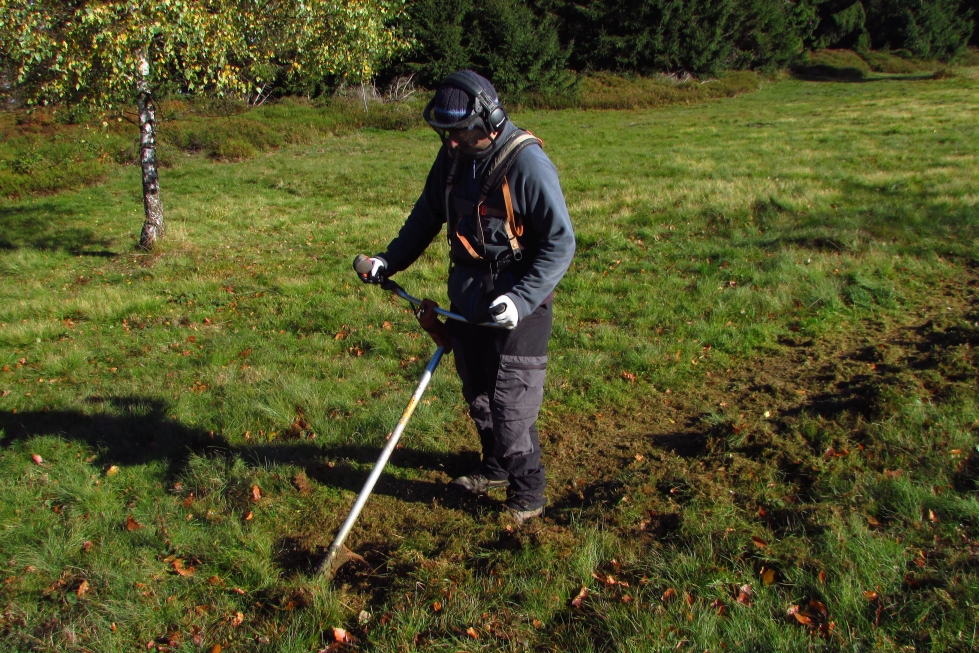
[137,53,164,250]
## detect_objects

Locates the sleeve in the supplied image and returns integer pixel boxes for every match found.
[506,147,576,319]
[376,151,448,274]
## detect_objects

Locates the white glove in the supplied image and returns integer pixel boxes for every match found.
[358,256,387,284]
[489,295,518,329]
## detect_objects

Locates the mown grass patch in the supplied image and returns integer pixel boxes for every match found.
[0,69,978,651]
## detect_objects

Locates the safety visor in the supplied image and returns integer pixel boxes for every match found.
[423,98,486,142]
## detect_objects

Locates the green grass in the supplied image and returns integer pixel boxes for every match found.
[0,71,764,201]
[1,67,978,652]
[793,49,948,81]
[0,96,426,200]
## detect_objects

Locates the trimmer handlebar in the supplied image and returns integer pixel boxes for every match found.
[354,254,502,328]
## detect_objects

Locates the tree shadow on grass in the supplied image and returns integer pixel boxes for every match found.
[790,67,941,83]
[0,203,117,255]
[0,395,478,507]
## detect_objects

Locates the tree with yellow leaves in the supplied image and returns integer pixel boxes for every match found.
[0,0,406,248]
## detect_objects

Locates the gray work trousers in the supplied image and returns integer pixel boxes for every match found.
[448,300,552,509]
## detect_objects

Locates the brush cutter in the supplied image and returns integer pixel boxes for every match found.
[317,255,504,578]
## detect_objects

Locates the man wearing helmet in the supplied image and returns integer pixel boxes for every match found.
[356,70,575,524]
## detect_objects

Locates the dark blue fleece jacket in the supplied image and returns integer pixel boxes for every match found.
[377,121,576,322]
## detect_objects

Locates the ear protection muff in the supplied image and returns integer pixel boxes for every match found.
[442,72,508,133]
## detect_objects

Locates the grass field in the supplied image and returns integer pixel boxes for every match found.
[1,66,978,652]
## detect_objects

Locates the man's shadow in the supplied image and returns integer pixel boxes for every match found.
[0,395,482,508]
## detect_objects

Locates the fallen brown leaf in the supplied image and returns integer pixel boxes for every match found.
[31,454,43,465]
[761,568,776,585]
[661,587,676,602]
[125,515,143,531]
[466,626,479,639]
[736,584,752,605]
[210,645,222,653]
[231,611,244,627]
[76,580,89,597]
[818,570,827,584]
[244,511,253,521]
[570,586,589,608]
[864,591,879,601]
[251,485,262,502]
[106,465,120,476]
[751,536,768,549]
[432,601,442,612]
[333,627,358,644]
[791,610,812,625]
[173,559,195,577]
[82,541,93,553]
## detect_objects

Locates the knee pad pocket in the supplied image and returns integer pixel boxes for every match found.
[493,355,547,421]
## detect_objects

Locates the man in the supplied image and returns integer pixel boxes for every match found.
[356,70,575,524]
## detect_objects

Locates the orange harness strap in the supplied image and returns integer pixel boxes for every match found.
[501,176,523,258]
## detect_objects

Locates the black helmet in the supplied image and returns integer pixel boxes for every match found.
[423,71,508,139]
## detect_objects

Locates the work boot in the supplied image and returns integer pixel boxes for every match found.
[504,497,545,525]
[449,469,509,495]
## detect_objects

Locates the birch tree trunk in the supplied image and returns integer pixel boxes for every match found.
[137,54,164,250]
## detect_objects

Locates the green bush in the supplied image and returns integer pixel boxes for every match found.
[385,0,975,83]
[0,111,126,197]
[577,69,759,109]
[812,0,872,51]
[956,45,979,64]
[548,0,741,76]
[792,48,872,79]
[216,138,257,160]
[162,118,284,158]
[865,0,975,60]
[728,0,820,71]
[394,0,575,102]
[862,49,926,72]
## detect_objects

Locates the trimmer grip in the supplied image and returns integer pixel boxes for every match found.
[490,302,507,316]
[353,254,373,276]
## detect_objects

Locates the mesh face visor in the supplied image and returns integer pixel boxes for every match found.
[423,98,487,143]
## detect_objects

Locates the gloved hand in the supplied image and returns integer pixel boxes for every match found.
[489,295,518,329]
[416,299,452,352]
[356,256,387,284]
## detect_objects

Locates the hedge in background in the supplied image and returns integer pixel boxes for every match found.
[387,0,975,91]
[393,0,575,102]
[864,0,975,59]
